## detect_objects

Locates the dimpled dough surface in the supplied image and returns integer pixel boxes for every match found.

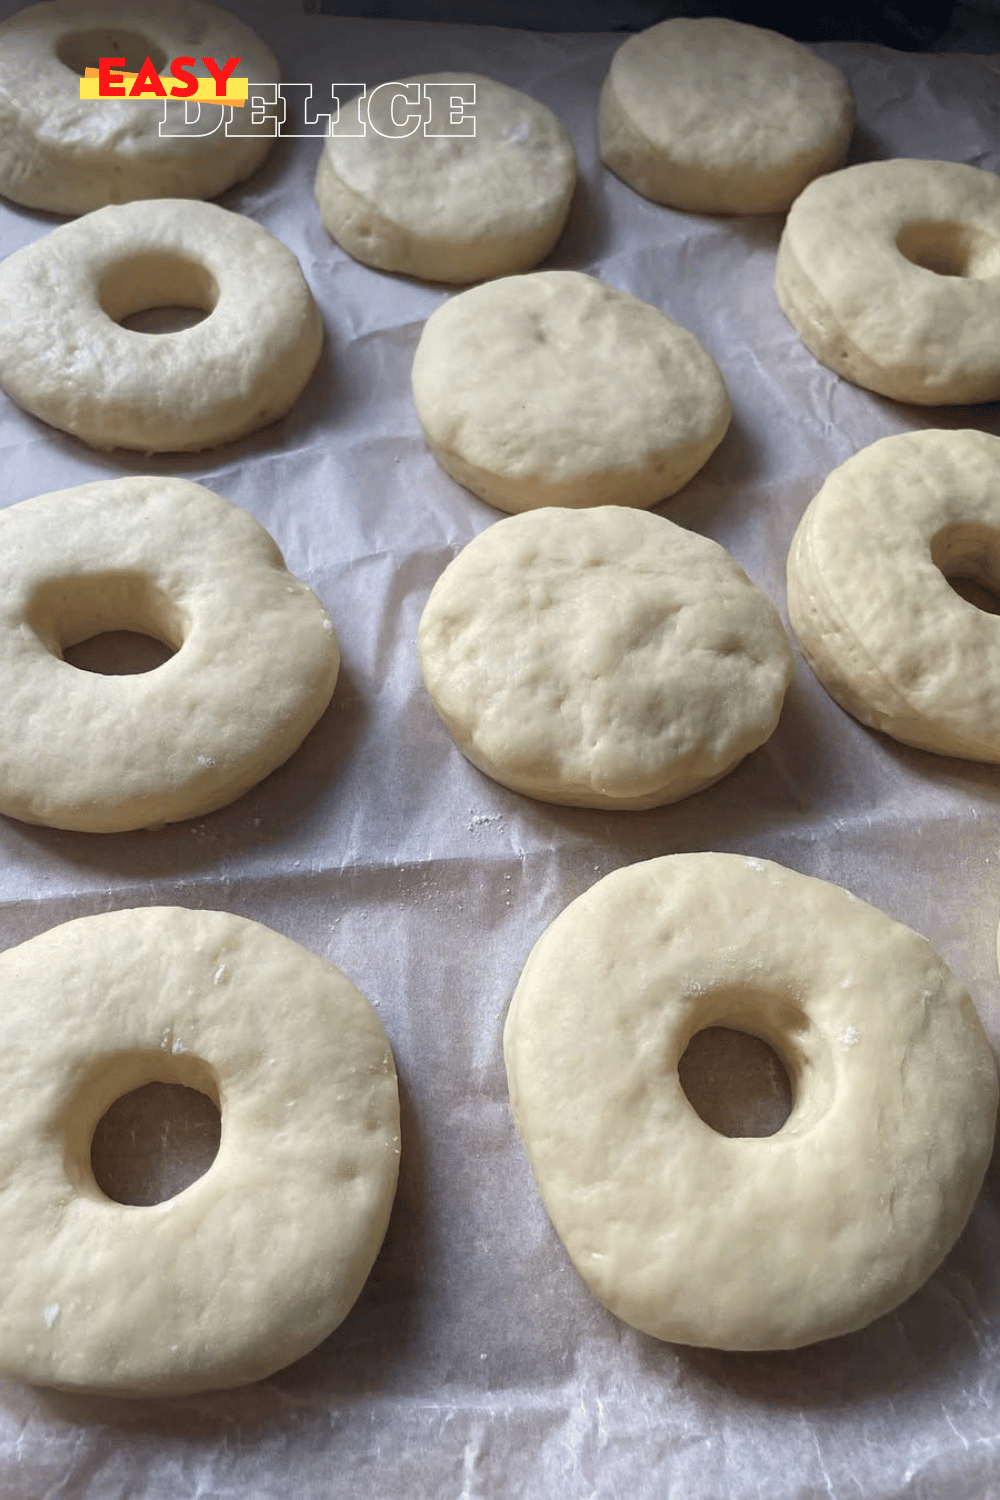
[0,907,401,1395]
[503,854,999,1350]
[599,18,853,215]
[411,271,731,512]
[315,73,576,283]
[418,507,793,808]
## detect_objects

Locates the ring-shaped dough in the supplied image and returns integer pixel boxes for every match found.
[0,199,323,451]
[787,430,1000,759]
[776,159,1000,405]
[315,73,577,284]
[0,0,280,215]
[504,854,998,1350]
[411,272,731,512]
[418,508,793,809]
[0,476,339,831]
[599,18,853,215]
[0,906,400,1395]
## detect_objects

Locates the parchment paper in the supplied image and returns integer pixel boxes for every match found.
[0,6,999,1496]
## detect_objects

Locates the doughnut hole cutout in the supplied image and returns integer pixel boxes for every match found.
[97,252,218,335]
[25,571,185,673]
[73,1049,220,1204]
[931,521,1000,616]
[56,30,166,77]
[672,983,833,1142]
[896,220,1000,280]
[678,1026,793,1138]
[90,1061,222,1208]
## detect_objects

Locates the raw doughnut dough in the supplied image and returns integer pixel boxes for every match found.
[418,507,793,808]
[788,429,1000,760]
[411,272,731,512]
[0,475,338,831]
[599,18,853,216]
[0,906,400,1395]
[504,853,998,1350]
[0,198,322,452]
[315,73,576,283]
[0,0,280,215]
[776,159,1000,405]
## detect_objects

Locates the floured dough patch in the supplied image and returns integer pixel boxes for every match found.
[418,507,792,808]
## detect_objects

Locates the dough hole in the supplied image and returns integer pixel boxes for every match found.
[121,306,211,335]
[56,30,166,78]
[63,631,176,675]
[931,521,1000,616]
[97,251,219,330]
[91,1081,222,1207]
[896,220,1000,280]
[678,1026,793,1138]
[26,571,186,663]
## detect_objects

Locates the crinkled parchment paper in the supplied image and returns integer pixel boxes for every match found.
[0,5,999,1495]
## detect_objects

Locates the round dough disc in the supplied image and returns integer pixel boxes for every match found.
[788,429,1000,759]
[315,73,576,283]
[0,906,400,1395]
[504,853,998,1350]
[776,158,1000,405]
[411,271,731,512]
[599,18,853,215]
[418,507,793,809]
[0,0,280,215]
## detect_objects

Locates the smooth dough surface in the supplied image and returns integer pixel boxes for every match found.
[315,73,576,283]
[0,476,339,831]
[504,853,998,1350]
[776,158,1000,405]
[599,18,853,215]
[0,0,279,215]
[411,272,731,512]
[788,429,1000,759]
[0,198,323,451]
[418,507,793,808]
[0,906,400,1395]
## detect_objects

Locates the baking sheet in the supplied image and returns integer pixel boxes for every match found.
[1,5,999,1496]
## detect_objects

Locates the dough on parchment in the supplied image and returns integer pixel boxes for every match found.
[0,0,280,215]
[599,17,853,216]
[0,198,323,453]
[504,853,998,1349]
[0,476,339,831]
[787,429,1000,759]
[0,906,400,1395]
[418,506,793,809]
[411,271,731,513]
[775,158,1000,405]
[315,73,577,283]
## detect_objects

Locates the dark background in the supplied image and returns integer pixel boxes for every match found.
[304,0,1000,51]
